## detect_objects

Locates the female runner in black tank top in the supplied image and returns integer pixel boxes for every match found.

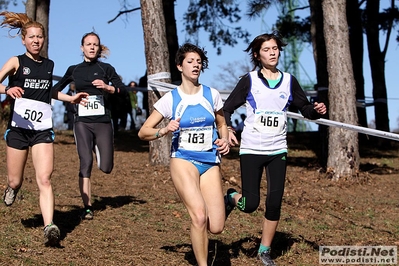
[0,11,88,246]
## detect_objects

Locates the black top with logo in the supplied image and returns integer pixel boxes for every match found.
[52,60,127,123]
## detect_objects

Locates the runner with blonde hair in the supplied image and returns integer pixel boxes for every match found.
[0,11,88,246]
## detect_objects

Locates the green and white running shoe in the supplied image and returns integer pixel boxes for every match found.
[44,223,60,247]
[258,250,277,266]
[81,208,94,220]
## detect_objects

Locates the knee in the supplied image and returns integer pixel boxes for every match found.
[101,168,112,174]
[242,205,258,213]
[7,177,22,189]
[190,210,207,229]
[37,176,52,188]
[100,165,113,174]
[265,204,282,221]
[209,223,224,235]
[265,209,281,221]
[237,196,259,213]
[265,193,284,220]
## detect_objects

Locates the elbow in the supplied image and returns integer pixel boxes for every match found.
[51,92,59,100]
[138,130,145,140]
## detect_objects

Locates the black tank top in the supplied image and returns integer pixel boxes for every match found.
[8,54,54,104]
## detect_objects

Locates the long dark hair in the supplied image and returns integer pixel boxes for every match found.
[245,31,287,71]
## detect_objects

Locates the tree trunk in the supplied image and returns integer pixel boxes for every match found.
[365,0,390,135]
[140,0,172,166]
[322,0,359,180]
[347,0,367,128]
[25,0,50,58]
[162,0,180,84]
[309,0,328,167]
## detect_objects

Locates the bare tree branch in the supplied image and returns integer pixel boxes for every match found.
[382,0,395,57]
[107,7,141,24]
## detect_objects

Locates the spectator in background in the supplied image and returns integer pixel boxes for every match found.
[138,71,149,118]
[234,119,240,130]
[234,113,246,141]
[63,82,77,130]
[110,76,130,133]
[127,81,138,130]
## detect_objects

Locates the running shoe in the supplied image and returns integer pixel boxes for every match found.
[3,186,20,206]
[258,250,277,266]
[81,208,94,220]
[224,188,237,220]
[43,223,60,247]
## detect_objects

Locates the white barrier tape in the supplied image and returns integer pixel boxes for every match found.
[144,80,399,141]
[147,72,171,81]
[147,80,175,92]
[288,111,399,141]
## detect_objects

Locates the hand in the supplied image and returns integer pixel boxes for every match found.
[166,117,181,133]
[313,102,327,115]
[92,79,112,93]
[6,86,24,99]
[215,137,230,155]
[71,92,89,106]
[228,131,239,147]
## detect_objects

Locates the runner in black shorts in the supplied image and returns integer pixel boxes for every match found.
[53,32,127,220]
[0,11,87,246]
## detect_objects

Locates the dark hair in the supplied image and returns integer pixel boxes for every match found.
[81,31,109,59]
[245,31,287,70]
[175,43,208,72]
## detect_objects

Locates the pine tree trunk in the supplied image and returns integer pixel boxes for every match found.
[162,0,181,83]
[25,0,50,58]
[140,0,172,166]
[365,0,390,135]
[347,0,367,129]
[309,0,329,167]
[322,0,360,180]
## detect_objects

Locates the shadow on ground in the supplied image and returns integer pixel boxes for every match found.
[21,195,146,242]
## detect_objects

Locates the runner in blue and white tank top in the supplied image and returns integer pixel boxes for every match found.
[155,84,221,164]
[138,43,230,266]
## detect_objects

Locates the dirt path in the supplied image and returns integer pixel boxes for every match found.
[0,130,398,265]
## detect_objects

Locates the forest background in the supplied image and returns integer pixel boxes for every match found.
[0,0,398,132]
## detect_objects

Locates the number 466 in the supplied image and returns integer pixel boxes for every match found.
[261,116,278,127]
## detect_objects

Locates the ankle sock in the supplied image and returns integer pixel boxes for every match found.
[258,244,270,254]
[228,191,238,205]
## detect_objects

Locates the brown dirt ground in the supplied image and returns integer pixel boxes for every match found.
[0,129,398,266]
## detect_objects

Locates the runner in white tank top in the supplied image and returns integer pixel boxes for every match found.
[223,32,327,266]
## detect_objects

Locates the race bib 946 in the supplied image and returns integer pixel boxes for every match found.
[78,95,105,116]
